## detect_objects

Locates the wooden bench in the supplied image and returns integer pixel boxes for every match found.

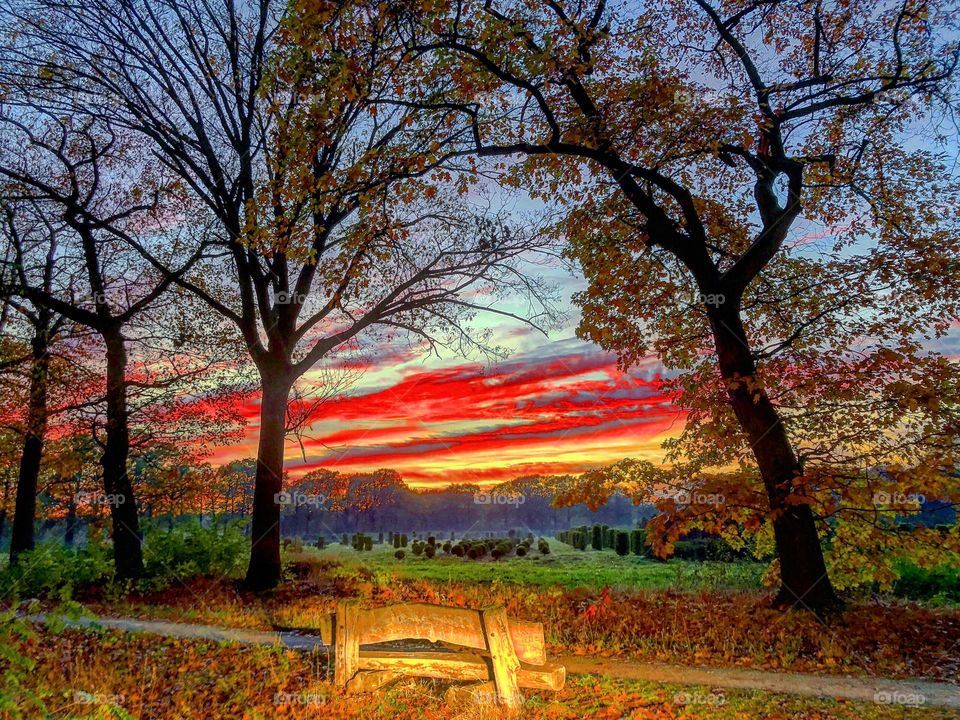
[319,600,565,714]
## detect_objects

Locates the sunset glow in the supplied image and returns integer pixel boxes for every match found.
[207,338,683,488]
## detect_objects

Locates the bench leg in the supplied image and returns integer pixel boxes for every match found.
[480,607,522,715]
[334,600,360,688]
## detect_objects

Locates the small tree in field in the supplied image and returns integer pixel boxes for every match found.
[394,0,960,609]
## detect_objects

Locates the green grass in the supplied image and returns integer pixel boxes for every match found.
[305,538,764,592]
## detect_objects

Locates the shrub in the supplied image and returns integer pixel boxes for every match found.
[893,562,960,603]
[341,534,348,546]
[142,520,249,582]
[424,545,436,559]
[467,547,479,559]
[412,542,424,556]
[378,532,384,544]
[442,541,452,553]
[400,534,408,547]
[615,530,629,556]
[591,525,603,550]
[452,544,465,557]
[630,529,645,556]
[427,536,436,546]
[364,536,373,551]
[394,550,405,560]
[315,536,326,550]
[574,530,588,551]
[672,537,737,562]
[0,521,253,599]
[0,537,112,599]
[516,546,527,557]
[393,534,401,549]
[538,540,550,555]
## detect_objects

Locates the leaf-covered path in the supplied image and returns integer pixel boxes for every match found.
[24,613,959,710]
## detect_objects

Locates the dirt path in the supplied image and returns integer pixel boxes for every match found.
[25,613,959,710]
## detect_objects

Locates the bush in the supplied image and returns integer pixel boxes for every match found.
[0,537,113,599]
[427,536,436,546]
[630,529,645,556]
[538,540,550,555]
[412,542,424,556]
[467,547,479,559]
[1,520,252,599]
[400,534,408,547]
[672,537,738,562]
[315,536,326,550]
[452,544,465,557]
[394,550,405,560]
[615,530,629,556]
[591,525,603,550]
[515,546,527,557]
[893,562,960,603]
[364,536,373,551]
[393,534,401,549]
[142,519,249,584]
[424,545,436,559]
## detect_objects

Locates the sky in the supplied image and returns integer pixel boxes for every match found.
[204,268,686,489]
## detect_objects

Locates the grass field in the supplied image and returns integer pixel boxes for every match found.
[304,538,765,592]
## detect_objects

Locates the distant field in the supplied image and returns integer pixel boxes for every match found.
[303,538,765,592]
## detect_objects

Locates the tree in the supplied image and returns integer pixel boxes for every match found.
[0,266,55,555]
[2,0,559,589]
[0,249,68,560]
[393,0,960,608]
[0,113,208,578]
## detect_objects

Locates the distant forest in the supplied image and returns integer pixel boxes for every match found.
[279,468,656,538]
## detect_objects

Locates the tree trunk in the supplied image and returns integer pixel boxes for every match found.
[10,327,51,562]
[244,374,291,591]
[64,488,77,546]
[708,304,840,610]
[102,329,144,580]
